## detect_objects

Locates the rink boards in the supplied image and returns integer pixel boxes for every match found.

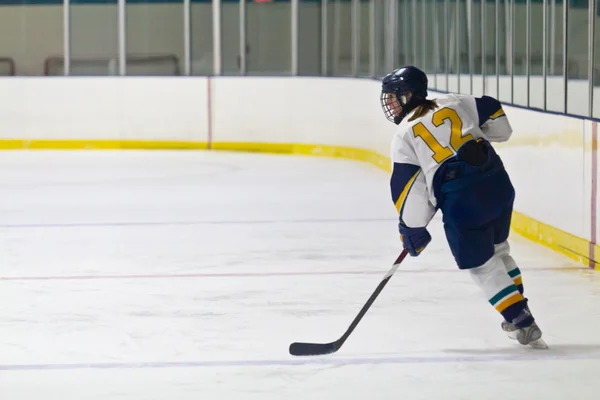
[0,76,596,269]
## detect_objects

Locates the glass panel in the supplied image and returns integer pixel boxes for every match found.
[374,0,386,77]
[419,0,428,73]
[430,0,438,76]
[498,0,512,102]
[448,0,459,92]
[191,0,213,75]
[358,0,370,75]
[221,1,240,74]
[434,0,452,91]
[298,0,321,75]
[471,0,484,96]
[567,0,589,116]
[126,0,184,75]
[529,0,545,109]
[484,0,499,98]
[0,58,15,76]
[387,0,397,72]
[545,0,564,112]
[0,2,62,76]
[411,0,420,73]
[512,0,528,105]
[431,0,439,89]
[247,0,290,74]
[454,0,471,93]
[328,0,352,75]
[70,0,117,75]
[397,0,411,70]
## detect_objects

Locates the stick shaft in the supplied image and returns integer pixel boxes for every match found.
[289,249,409,356]
[337,249,408,345]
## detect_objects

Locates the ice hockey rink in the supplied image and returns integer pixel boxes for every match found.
[1,150,599,400]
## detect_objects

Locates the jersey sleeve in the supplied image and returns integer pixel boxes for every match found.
[473,95,513,142]
[390,135,437,228]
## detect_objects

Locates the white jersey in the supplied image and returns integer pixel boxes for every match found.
[390,93,512,228]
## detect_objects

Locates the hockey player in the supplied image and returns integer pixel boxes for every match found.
[381,65,546,349]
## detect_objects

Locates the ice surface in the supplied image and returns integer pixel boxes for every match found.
[0,151,598,399]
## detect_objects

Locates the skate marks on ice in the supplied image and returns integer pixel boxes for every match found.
[442,343,600,358]
[0,217,392,230]
[2,345,600,372]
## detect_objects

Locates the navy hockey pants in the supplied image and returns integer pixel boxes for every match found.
[434,141,515,270]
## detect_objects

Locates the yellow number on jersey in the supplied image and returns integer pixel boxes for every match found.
[412,123,453,163]
[412,107,473,164]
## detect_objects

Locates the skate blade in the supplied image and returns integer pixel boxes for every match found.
[528,338,549,350]
[506,331,518,340]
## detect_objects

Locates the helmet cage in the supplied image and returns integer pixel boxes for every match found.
[380,91,411,124]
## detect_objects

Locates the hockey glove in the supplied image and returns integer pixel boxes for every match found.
[399,224,431,257]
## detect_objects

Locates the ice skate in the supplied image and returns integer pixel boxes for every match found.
[501,320,519,340]
[516,322,548,349]
[501,304,531,341]
[501,304,529,340]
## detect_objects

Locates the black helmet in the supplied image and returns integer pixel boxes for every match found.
[380,66,428,124]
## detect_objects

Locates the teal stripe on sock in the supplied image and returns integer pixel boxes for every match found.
[489,285,519,306]
[508,268,521,278]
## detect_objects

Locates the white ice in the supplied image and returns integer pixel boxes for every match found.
[0,150,599,400]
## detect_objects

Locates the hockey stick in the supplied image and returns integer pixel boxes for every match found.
[289,249,409,356]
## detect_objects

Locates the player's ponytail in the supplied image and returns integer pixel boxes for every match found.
[407,99,438,122]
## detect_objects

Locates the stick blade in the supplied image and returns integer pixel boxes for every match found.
[289,341,340,356]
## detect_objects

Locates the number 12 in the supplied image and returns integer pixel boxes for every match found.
[412,107,473,164]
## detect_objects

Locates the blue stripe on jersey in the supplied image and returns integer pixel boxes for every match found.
[474,95,504,127]
[390,163,420,223]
